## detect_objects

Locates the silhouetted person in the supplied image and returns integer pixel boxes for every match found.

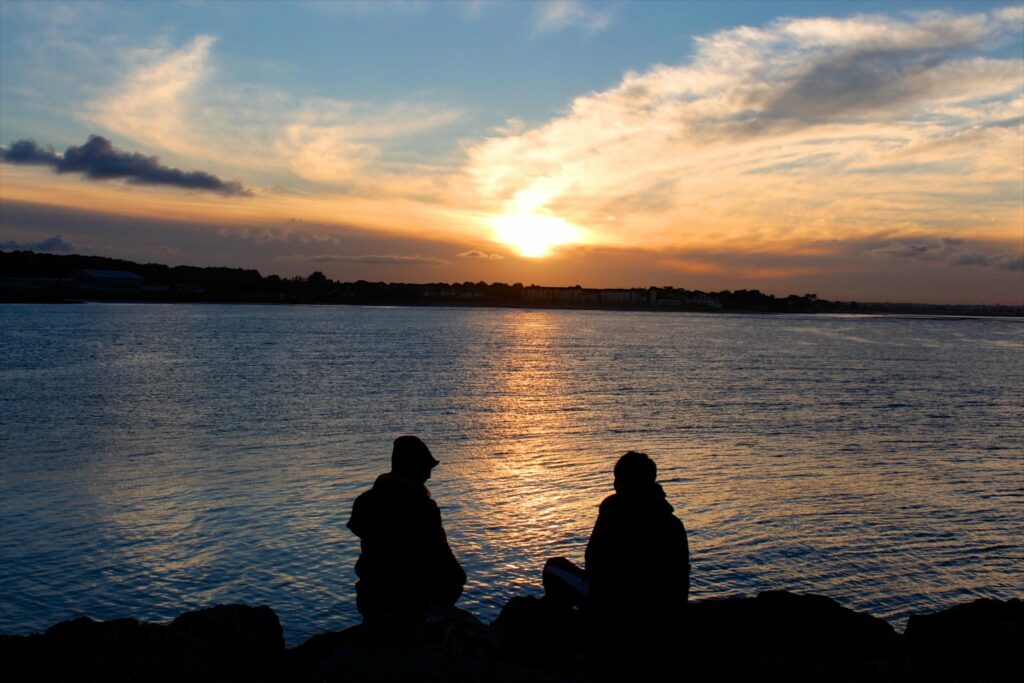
[544,451,690,627]
[347,436,466,622]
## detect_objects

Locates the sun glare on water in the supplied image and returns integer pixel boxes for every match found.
[491,213,585,258]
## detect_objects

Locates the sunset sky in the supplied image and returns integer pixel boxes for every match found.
[1,0,1022,304]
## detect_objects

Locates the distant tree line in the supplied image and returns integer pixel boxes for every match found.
[1,250,1020,316]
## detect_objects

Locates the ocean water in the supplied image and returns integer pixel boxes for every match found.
[1,303,1021,645]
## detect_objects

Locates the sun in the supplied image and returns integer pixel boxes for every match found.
[490,212,585,258]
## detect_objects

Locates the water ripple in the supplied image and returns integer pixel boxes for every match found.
[1,305,1022,645]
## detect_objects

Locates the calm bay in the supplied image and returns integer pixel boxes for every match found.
[1,303,1021,645]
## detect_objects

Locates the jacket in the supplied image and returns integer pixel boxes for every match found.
[347,472,466,615]
[584,483,690,616]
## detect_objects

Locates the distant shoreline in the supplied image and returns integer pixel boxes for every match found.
[3,294,1024,319]
[3,249,1022,316]
[2,294,1023,318]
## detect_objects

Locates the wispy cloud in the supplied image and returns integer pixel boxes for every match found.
[277,100,462,185]
[534,1,612,35]
[466,6,1023,255]
[85,35,217,162]
[0,234,75,252]
[0,136,251,196]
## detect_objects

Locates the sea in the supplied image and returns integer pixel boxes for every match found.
[1,303,1021,645]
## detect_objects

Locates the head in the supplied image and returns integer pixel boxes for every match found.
[613,451,657,494]
[391,435,439,484]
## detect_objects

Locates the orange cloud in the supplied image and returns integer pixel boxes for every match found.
[462,7,1023,254]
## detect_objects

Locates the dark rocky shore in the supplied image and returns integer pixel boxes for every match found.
[2,592,1020,682]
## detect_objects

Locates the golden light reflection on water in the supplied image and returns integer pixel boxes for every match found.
[453,311,622,606]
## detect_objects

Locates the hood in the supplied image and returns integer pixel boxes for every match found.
[372,471,431,498]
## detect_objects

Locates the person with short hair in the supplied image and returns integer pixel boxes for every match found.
[347,436,466,621]
[543,451,690,622]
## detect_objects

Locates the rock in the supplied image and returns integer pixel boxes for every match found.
[494,591,900,682]
[905,597,1023,650]
[904,598,1022,682]
[0,605,284,683]
[2,616,176,682]
[3,594,1021,682]
[492,596,588,655]
[491,597,594,680]
[689,590,898,651]
[416,605,501,656]
[685,591,900,682]
[288,622,368,675]
[169,604,285,681]
[292,606,506,682]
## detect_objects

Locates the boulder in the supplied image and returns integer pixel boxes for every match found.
[492,596,588,655]
[0,604,284,683]
[905,597,1023,650]
[688,590,898,652]
[903,598,1022,682]
[2,616,176,682]
[493,591,900,682]
[291,606,505,682]
[168,604,285,681]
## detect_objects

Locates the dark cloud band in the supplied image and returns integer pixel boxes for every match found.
[457,250,505,260]
[0,235,75,253]
[870,238,1023,271]
[0,136,251,197]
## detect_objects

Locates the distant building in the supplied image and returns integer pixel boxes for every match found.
[684,291,722,309]
[524,286,582,303]
[73,269,144,290]
[524,286,644,306]
[600,289,642,305]
[649,287,721,309]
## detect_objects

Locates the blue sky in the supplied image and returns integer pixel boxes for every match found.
[1,1,1022,303]
[4,1,1017,147]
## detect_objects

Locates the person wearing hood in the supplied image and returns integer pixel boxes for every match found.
[543,451,690,622]
[347,436,467,621]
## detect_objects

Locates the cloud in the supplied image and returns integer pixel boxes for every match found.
[309,254,449,266]
[0,136,251,196]
[85,35,216,161]
[82,34,462,195]
[869,237,1022,271]
[534,1,612,35]
[277,100,462,184]
[464,6,1023,251]
[0,199,472,279]
[0,140,63,165]
[457,250,504,260]
[0,235,76,252]
[1001,255,1024,271]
